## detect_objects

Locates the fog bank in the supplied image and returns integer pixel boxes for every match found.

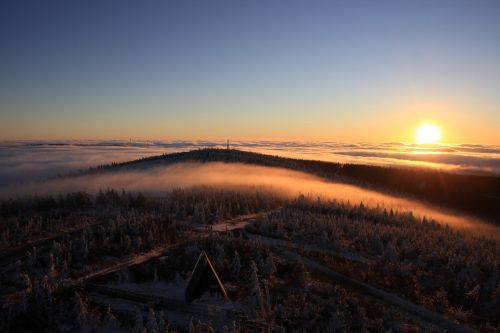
[2,162,498,237]
[1,140,500,187]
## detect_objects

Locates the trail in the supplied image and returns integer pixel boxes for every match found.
[244,229,375,264]
[65,244,179,289]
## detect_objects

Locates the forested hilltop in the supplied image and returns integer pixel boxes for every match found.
[80,148,500,222]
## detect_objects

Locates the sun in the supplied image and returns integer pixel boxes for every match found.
[416,124,441,144]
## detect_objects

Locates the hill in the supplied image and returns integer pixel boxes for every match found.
[84,148,500,222]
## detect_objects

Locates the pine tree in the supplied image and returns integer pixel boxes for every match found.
[249,260,264,317]
[146,230,155,250]
[60,260,68,278]
[231,251,241,280]
[19,291,29,312]
[263,279,271,314]
[146,307,158,333]
[133,307,144,333]
[189,318,196,333]
[0,232,8,247]
[102,305,120,330]
[48,252,56,275]
[297,260,308,288]
[82,239,89,261]
[157,310,166,333]
[72,293,88,330]
[117,268,129,283]
[123,235,132,253]
[20,273,32,292]
[263,255,275,278]
[32,246,38,266]
[215,242,225,271]
[383,243,398,262]
[26,251,34,270]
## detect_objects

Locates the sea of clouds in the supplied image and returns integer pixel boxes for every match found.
[1,140,499,187]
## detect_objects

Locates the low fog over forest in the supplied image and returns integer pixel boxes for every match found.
[0,149,499,333]
[3,160,497,237]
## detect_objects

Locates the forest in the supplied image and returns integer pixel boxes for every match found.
[0,149,499,332]
[1,185,498,332]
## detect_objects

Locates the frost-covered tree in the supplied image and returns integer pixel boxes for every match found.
[297,260,307,288]
[231,251,241,280]
[72,293,89,330]
[133,307,144,333]
[157,310,166,333]
[188,318,195,333]
[153,267,159,282]
[123,235,132,253]
[215,242,225,270]
[102,305,120,331]
[48,252,56,275]
[248,260,265,317]
[117,268,129,283]
[20,273,32,292]
[383,243,398,262]
[26,251,34,270]
[263,279,271,314]
[143,307,157,333]
[263,255,275,278]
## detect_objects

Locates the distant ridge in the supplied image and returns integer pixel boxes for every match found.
[80,148,500,222]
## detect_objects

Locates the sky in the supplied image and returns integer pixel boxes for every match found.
[1,0,499,143]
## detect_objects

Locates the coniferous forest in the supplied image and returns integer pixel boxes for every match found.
[1,149,499,332]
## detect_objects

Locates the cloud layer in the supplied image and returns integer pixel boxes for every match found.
[1,140,499,187]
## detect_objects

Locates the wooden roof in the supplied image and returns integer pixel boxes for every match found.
[185,251,229,302]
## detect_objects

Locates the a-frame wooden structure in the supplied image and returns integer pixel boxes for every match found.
[185,251,229,302]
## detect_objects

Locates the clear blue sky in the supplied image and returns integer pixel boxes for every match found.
[1,0,499,142]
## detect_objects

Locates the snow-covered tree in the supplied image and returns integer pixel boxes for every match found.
[297,260,307,288]
[188,318,195,333]
[146,307,158,333]
[215,242,225,270]
[248,260,265,317]
[133,307,144,333]
[102,305,120,331]
[263,279,271,314]
[263,255,275,278]
[72,293,89,330]
[157,310,166,333]
[231,251,241,280]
